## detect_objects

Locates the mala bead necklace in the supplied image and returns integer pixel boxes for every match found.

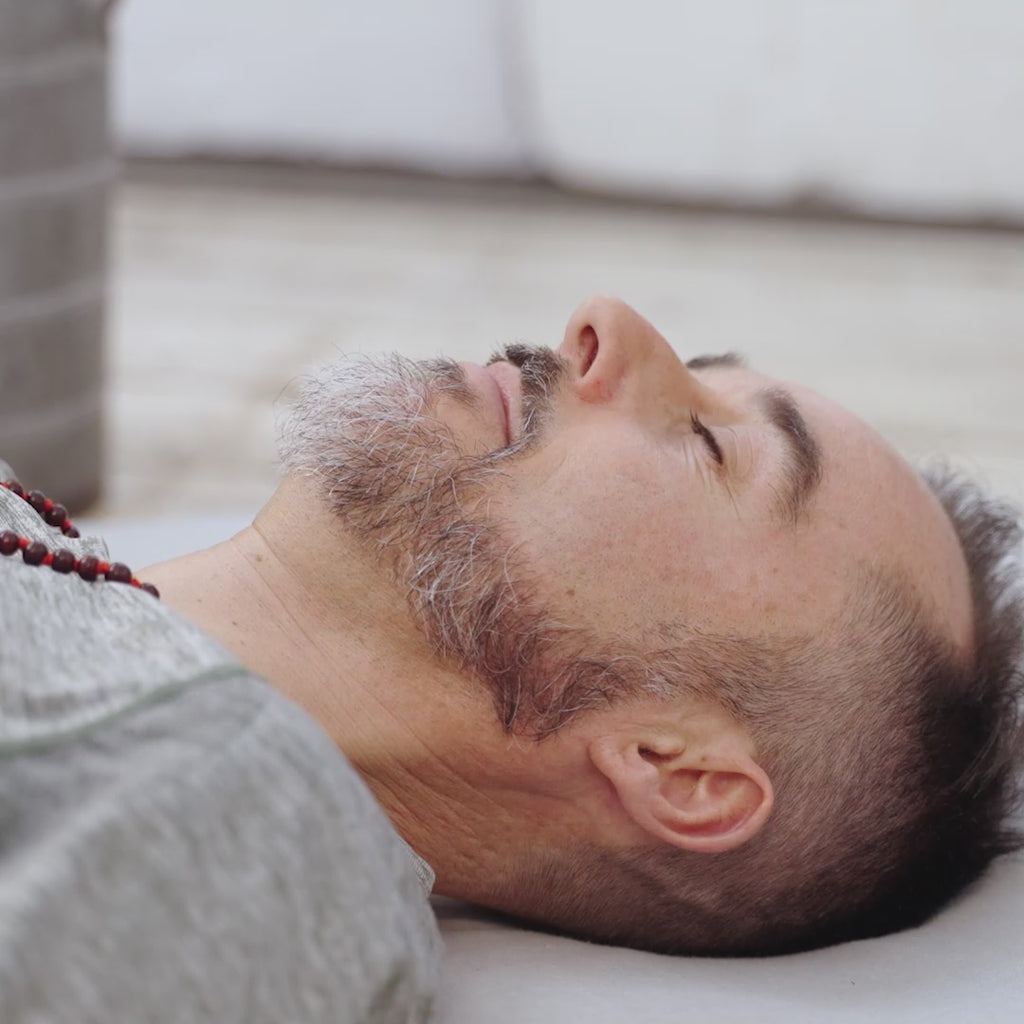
[1,479,80,537]
[0,479,159,599]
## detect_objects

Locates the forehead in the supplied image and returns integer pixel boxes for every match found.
[695,360,974,652]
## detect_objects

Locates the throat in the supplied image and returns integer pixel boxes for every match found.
[140,501,479,781]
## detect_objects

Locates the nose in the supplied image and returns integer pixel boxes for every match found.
[559,295,706,418]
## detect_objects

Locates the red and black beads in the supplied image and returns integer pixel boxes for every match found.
[1,480,80,539]
[0,481,159,599]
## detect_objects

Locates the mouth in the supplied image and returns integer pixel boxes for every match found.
[458,361,518,446]
[485,361,521,445]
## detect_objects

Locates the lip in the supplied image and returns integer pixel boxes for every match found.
[459,361,513,445]
[486,360,521,444]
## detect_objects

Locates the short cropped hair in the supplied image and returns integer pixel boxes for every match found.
[501,467,1024,955]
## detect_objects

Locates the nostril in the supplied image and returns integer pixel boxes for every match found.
[579,325,599,376]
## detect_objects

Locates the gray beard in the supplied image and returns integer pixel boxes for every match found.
[278,346,677,736]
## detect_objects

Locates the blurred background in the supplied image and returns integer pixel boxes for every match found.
[2,0,1023,536]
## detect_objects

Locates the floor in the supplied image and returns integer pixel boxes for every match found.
[100,160,1024,524]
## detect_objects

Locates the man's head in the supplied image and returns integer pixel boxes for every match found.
[280,295,1024,955]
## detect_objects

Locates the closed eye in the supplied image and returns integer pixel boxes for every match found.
[690,413,725,466]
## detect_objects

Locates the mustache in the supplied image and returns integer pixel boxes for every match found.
[492,343,567,396]
[487,344,569,451]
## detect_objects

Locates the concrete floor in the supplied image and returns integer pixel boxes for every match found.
[100,161,1024,522]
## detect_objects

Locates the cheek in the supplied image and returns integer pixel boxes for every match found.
[503,438,711,630]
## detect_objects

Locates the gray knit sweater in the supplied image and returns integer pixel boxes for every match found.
[0,462,440,1023]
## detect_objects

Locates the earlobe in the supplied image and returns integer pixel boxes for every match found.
[589,733,774,855]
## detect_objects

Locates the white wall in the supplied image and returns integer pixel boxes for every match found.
[112,0,1024,221]
[521,0,1024,221]
[113,0,526,175]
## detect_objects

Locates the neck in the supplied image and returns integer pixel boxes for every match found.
[142,475,518,892]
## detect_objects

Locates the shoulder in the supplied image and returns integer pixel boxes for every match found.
[0,671,441,1022]
[0,467,439,1020]
[0,473,242,744]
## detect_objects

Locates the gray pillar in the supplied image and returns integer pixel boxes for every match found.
[0,0,115,511]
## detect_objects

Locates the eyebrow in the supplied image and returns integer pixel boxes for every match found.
[685,353,823,525]
[686,352,746,371]
[755,386,824,525]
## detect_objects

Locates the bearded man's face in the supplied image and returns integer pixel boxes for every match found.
[279,297,973,734]
[279,344,617,733]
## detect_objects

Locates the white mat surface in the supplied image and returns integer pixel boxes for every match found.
[434,853,1022,1024]
[87,513,1024,1023]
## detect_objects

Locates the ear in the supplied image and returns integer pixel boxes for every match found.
[589,727,774,854]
